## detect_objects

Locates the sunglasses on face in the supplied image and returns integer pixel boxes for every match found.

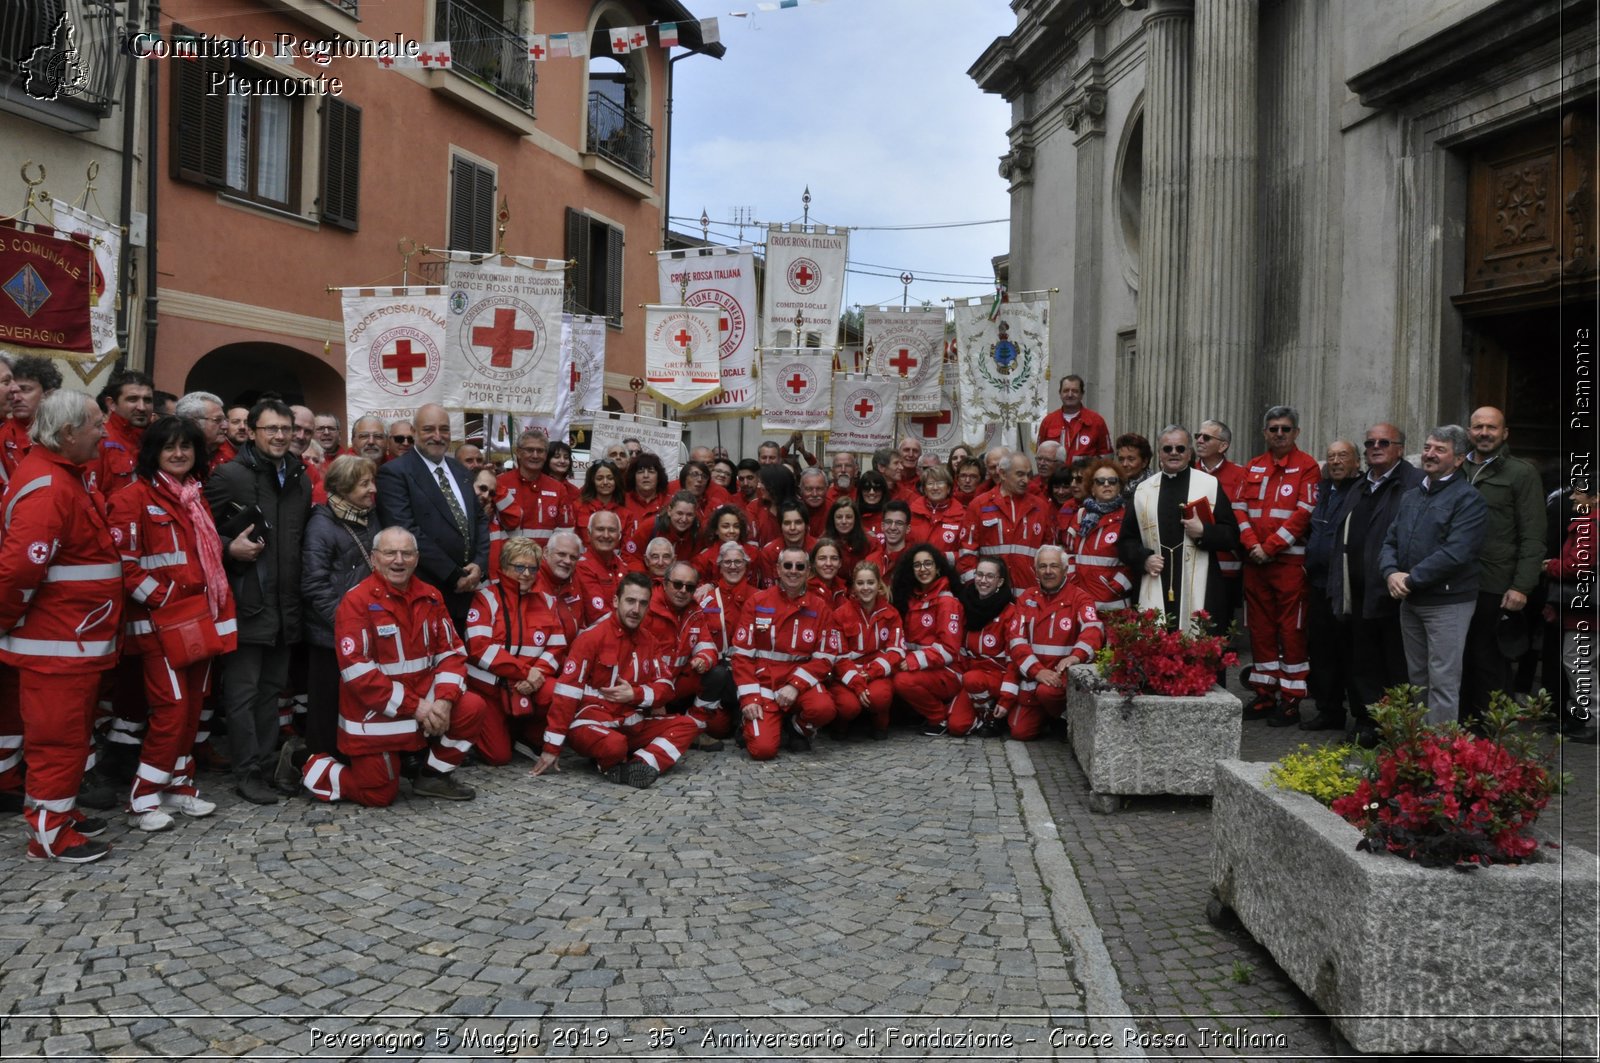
[1161,445,1188,454]
[1092,476,1121,486]
[779,562,807,572]
[1266,426,1294,435]
[505,563,537,575]
[1364,439,1396,449]
[667,578,697,591]
[1194,433,1215,443]
[390,435,414,444]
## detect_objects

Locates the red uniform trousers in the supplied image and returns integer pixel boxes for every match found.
[830,678,893,732]
[948,661,1011,736]
[20,670,101,857]
[892,669,962,726]
[300,690,490,807]
[0,665,21,792]
[1244,560,1310,702]
[741,686,836,761]
[128,655,212,813]
[471,682,554,766]
[1012,679,1067,741]
[567,706,698,773]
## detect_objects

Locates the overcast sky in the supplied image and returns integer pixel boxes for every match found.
[669,0,1017,311]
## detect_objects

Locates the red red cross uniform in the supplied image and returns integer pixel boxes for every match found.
[1036,405,1112,466]
[491,470,573,572]
[640,594,719,713]
[572,497,623,547]
[1009,582,1105,741]
[533,567,586,623]
[1235,448,1320,703]
[692,541,758,584]
[757,535,816,586]
[95,412,143,499]
[959,490,1051,592]
[0,416,30,484]
[301,574,490,806]
[620,493,668,559]
[574,548,642,627]
[107,477,238,814]
[910,496,967,565]
[829,595,906,734]
[692,577,757,739]
[730,586,839,760]
[892,578,965,728]
[544,613,699,775]
[0,447,123,858]
[462,580,576,765]
[948,604,1021,736]
[1199,458,1248,580]
[863,542,910,586]
[1064,509,1136,611]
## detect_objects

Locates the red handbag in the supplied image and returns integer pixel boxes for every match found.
[150,593,226,667]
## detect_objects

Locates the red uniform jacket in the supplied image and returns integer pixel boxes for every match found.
[208,438,237,475]
[532,567,585,621]
[1064,507,1135,610]
[462,579,576,714]
[106,476,238,656]
[95,412,142,498]
[620,492,668,558]
[692,541,758,583]
[0,416,30,484]
[1198,457,1248,576]
[0,447,123,673]
[899,577,963,674]
[961,602,1022,709]
[695,577,757,655]
[909,496,966,562]
[572,496,623,545]
[1236,448,1320,562]
[333,574,468,754]
[492,469,573,569]
[574,548,641,626]
[640,595,718,678]
[959,488,1051,590]
[1036,405,1112,466]
[545,613,676,755]
[831,595,905,692]
[730,585,838,700]
[1010,581,1105,681]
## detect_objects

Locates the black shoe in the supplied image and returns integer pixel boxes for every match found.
[74,816,108,838]
[1355,726,1379,750]
[1267,704,1301,728]
[787,721,813,753]
[622,761,659,789]
[27,839,111,864]
[235,773,282,805]
[413,770,475,801]
[77,771,118,811]
[1244,694,1277,720]
[399,752,425,781]
[601,761,628,784]
[871,728,889,741]
[273,736,306,794]
[1298,710,1346,732]
[0,789,22,814]
[922,721,949,737]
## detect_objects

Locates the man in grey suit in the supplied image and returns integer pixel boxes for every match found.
[376,403,487,632]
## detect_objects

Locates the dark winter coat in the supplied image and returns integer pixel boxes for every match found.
[205,442,312,645]
[300,504,376,649]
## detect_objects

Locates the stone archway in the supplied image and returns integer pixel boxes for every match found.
[184,342,345,415]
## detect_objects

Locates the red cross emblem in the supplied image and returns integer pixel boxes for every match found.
[853,397,875,419]
[889,348,918,376]
[378,55,395,68]
[794,264,814,287]
[419,51,440,66]
[674,329,694,349]
[630,31,647,48]
[570,362,581,392]
[529,42,546,60]
[910,409,952,438]
[786,373,807,395]
[471,307,535,369]
[382,339,428,384]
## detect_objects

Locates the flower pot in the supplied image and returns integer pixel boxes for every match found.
[1064,664,1242,807]
[1209,759,1598,1057]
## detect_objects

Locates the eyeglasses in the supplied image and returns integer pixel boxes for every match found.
[667,578,697,591]
[257,425,293,436]
[373,549,418,559]
[779,562,807,571]
[201,415,226,425]
[505,563,537,575]
[389,435,414,445]
[1364,439,1396,449]
[911,559,936,569]
[1194,433,1215,443]
[861,485,883,493]
[1092,476,1121,486]
[1266,426,1295,435]
[719,556,748,565]
[1161,445,1188,454]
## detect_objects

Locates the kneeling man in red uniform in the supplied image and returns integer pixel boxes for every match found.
[301,527,488,805]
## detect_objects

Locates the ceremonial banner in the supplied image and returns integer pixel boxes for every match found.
[443,255,565,415]
[952,294,1050,447]
[51,200,119,360]
[896,361,962,459]
[588,411,685,465]
[760,349,833,433]
[656,246,758,414]
[865,305,944,413]
[760,225,848,348]
[828,374,898,452]
[644,304,722,410]
[0,218,93,358]
[342,286,449,431]
[566,313,606,420]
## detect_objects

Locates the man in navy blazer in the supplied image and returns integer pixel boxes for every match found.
[376,403,487,630]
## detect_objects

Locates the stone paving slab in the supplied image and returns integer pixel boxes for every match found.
[0,733,1117,1060]
[1028,664,1599,1061]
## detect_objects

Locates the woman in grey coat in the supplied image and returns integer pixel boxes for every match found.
[298,454,379,760]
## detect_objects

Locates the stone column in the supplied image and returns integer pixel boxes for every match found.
[1132,0,1192,436]
[1182,0,1259,438]
[1068,84,1108,390]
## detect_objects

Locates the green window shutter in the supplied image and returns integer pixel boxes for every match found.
[320,97,361,230]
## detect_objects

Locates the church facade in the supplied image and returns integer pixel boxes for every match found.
[970,0,1596,476]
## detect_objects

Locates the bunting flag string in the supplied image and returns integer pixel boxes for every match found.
[371,17,716,70]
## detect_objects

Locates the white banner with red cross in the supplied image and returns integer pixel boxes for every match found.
[864,305,944,414]
[644,304,723,411]
[951,293,1050,447]
[896,360,964,459]
[760,349,834,433]
[656,246,758,414]
[342,286,450,430]
[828,374,899,452]
[443,255,566,416]
[760,225,848,349]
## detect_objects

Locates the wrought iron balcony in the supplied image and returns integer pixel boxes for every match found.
[433,0,532,111]
[0,0,124,117]
[586,91,653,183]
[321,0,359,14]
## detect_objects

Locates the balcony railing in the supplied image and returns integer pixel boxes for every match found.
[0,0,123,116]
[321,0,359,14]
[433,0,532,111]
[586,91,653,183]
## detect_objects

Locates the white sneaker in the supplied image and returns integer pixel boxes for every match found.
[129,809,175,832]
[159,793,216,818]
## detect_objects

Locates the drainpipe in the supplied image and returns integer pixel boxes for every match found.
[661,44,708,249]
[115,0,141,355]
[141,0,161,377]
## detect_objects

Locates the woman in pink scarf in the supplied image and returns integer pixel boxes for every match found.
[106,416,237,832]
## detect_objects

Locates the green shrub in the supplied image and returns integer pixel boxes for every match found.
[1269,743,1361,806]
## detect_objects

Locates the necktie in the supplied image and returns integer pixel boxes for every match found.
[435,464,469,546]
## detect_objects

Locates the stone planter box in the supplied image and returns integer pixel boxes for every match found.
[1064,664,1242,811]
[1209,759,1598,1057]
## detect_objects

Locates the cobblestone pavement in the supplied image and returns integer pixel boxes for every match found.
[1028,665,1600,1062]
[0,732,1119,1061]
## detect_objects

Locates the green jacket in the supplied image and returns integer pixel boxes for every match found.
[1464,446,1546,595]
